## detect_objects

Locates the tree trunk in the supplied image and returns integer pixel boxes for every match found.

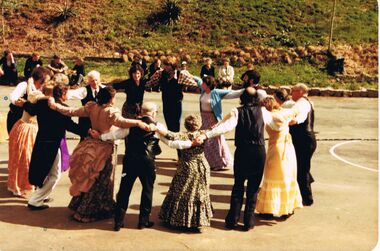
[328,0,337,52]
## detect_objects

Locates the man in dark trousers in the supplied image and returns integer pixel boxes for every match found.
[23,84,85,210]
[289,83,317,206]
[146,59,187,159]
[93,102,160,231]
[203,86,267,231]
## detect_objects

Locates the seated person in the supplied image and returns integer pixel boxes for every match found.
[0,50,18,86]
[47,55,68,75]
[24,52,43,79]
[69,57,85,86]
[200,57,215,78]
[218,58,234,89]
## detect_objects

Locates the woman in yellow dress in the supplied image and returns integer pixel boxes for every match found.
[255,96,303,218]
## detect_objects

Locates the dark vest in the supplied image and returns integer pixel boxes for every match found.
[79,85,100,139]
[289,97,315,137]
[126,116,160,157]
[235,104,265,147]
[81,85,97,105]
[9,92,28,116]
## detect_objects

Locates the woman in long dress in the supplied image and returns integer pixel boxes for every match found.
[155,115,213,232]
[7,75,48,197]
[255,96,303,218]
[49,86,150,222]
[191,76,243,171]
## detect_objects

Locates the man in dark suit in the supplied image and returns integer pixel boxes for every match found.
[23,84,85,210]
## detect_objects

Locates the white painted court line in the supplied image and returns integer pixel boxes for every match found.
[329,140,378,173]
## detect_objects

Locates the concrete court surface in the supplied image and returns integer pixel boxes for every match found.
[0,86,378,251]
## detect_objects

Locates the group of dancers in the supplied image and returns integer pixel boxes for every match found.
[5,58,317,233]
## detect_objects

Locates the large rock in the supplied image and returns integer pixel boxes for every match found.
[367,89,378,98]
[309,88,320,96]
[320,88,334,96]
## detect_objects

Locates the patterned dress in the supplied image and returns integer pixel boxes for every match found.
[159,131,213,228]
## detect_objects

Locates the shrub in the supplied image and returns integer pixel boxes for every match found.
[147,0,182,28]
[52,1,76,24]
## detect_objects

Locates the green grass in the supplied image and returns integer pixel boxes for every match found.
[13,56,377,90]
[9,0,378,54]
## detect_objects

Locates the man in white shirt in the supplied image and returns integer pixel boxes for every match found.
[7,67,51,133]
[66,70,104,140]
[289,83,317,206]
[199,87,267,231]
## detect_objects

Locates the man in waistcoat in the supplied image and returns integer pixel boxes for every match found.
[203,87,267,231]
[289,83,317,206]
[90,102,160,231]
[67,70,104,140]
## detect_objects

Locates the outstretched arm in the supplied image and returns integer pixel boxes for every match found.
[205,108,238,138]
[145,70,162,89]
[110,111,150,131]
[178,72,198,86]
[98,128,130,141]
[153,122,194,149]
[223,89,244,99]
[48,97,89,117]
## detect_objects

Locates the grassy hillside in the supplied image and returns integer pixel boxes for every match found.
[3,0,378,89]
[2,0,378,55]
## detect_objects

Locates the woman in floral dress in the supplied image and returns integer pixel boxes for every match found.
[156,114,213,232]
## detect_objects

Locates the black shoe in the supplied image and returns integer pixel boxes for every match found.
[225,222,238,230]
[255,213,274,220]
[138,221,154,229]
[27,204,49,211]
[303,200,313,206]
[43,198,54,203]
[114,222,124,231]
[114,207,126,231]
[243,224,254,232]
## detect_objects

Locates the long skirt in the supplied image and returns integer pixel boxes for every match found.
[69,157,116,223]
[159,154,213,228]
[201,111,233,170]
[7,120,36,196]
[256,130,303,216]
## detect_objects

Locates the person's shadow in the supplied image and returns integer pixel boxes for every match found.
[0,204,115,231]
[0,170,114,231]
